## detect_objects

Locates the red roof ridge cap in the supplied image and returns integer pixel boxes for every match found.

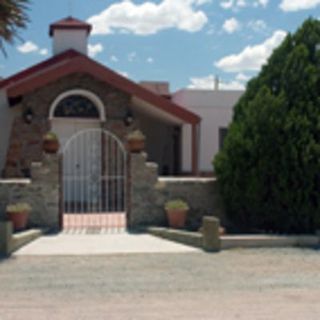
[0,49,81,89]
[49,16,92,37]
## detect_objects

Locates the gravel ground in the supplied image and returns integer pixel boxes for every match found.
[1,248,320,319]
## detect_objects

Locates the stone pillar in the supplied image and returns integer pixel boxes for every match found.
[128,153,161,229]
[30,154,60,230]
[0,221,13,256]
[202,216,221,252]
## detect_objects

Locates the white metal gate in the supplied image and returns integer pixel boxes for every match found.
[62,129,127,232]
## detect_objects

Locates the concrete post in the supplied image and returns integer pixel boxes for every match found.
[0,221,13,256]
[202,216,221,252]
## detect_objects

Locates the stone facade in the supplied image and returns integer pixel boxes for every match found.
[4,116,49,178]
[0,154,60,230]
[129,153,225,230]
[0,150,223,232]
[1,71,221,232]
[4,73,135,177]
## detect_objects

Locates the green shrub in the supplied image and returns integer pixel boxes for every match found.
[214,18,320,234]
[6,203,32,213]
[126,130,146,141]
[165,200,189,211]
[43,132,58,141]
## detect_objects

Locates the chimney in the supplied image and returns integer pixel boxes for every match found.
[214,76,219,91]
[49,17,92,56]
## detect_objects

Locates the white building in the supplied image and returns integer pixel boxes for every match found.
[173,88,244,173]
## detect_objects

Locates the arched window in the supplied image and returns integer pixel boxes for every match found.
[53,95,100,118]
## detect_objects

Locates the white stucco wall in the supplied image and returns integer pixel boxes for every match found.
[172,89,244,173]
[53,29,88,55]
[0,90,18,174]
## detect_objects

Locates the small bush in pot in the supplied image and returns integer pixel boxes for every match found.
[43,132,60,154]
[6,203,31,232]
[126,130,146,153]
[165,199,189,229]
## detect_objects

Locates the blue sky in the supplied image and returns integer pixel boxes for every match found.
[0,0,319,91]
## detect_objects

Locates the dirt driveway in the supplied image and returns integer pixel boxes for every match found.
[1,248,320,319]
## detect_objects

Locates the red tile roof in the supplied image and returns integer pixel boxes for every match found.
[0,49,80,89]
[49,17,92,37]
[1,50,200,125]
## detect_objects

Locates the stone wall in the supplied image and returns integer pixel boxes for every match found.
[129,153,225,230]
[4,73,135,177]
[0,154,60,230]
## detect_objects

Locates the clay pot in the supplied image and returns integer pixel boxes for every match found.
[6,211,29,232]
[43,140,60,154]
[166,209,187,229]
[127,139,145,153]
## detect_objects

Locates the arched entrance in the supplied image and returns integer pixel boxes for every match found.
[61,129,127,232]
[50,89,106,150]
[49,90,126,232]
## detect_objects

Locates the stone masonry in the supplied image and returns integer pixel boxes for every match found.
[129,153,225,230]
[0,154,60,230]
[4,73,135,178]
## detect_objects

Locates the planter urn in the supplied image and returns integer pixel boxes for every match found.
[43,140,60,154]
[6,211,29,232]
[166,209,188,229]
[127,138,145,153]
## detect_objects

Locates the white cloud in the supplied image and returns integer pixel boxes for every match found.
[195,0,212,4]
[220,0,268,10]
[88,43,104,58]
[128,51,137,62]
[110,55,119,62]
[188,74,245,90]
[17,41,39,53]
[17,41,49,56]
[87,0,208,35]
[215,30,287,72]
[280,0,320,11]
[221,0,246,9]
[248,19,267,32]
[39,48,49,56]
[223,17,241,33]
[219,80,246,90]
[118,70,129,78]
[220,0,233,9]
[147,57,154,63]
[236,73,251,81]
[254,0,268,7]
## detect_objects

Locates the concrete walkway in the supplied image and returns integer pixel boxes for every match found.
[14,233,200,256]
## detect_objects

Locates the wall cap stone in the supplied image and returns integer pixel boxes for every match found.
[146,162,158,169]
[31,162,43,168]
[0,179,31,185]
[158,177,216,183]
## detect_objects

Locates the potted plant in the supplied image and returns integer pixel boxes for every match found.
[126,130,146,153]
[165,199,189,229]
[6,203,31,232]
[43,132,60,154]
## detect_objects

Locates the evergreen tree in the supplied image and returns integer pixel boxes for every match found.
[214,18,320,233]
[0,0,29,55]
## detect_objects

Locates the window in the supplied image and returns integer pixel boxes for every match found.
[54,95,100,118]
[219,128,228,150]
